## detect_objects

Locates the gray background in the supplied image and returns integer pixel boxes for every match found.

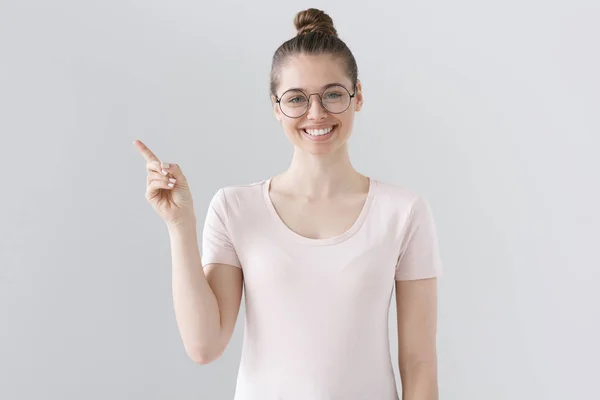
[1,0,599,399]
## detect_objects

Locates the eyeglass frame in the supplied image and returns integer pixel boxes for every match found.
[273,83,357,119]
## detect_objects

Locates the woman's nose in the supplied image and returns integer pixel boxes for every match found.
[306,94,328,119]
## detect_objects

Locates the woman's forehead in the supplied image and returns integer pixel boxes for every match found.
[278,54,351,91]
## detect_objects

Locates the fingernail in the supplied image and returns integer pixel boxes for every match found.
[169,178,176,183]
[161,163,170,169]
[168,183,174,188]
[161,169,168,175]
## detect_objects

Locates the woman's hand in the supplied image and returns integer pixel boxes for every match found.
[134,140,195,227]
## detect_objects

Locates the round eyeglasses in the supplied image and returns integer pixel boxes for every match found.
[274,84,356,118]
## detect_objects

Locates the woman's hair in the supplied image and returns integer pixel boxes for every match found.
[269,8,359,97]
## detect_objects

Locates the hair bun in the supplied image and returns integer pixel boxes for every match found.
[294,8,337,37]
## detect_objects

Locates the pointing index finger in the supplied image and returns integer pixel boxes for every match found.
[133,140,159,162]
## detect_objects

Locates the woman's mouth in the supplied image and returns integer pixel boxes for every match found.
[301,125,337,142]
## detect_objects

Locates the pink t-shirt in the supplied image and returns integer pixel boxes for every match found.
[201,177,443,400]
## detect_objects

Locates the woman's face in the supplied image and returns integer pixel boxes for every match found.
[272,53,363,156]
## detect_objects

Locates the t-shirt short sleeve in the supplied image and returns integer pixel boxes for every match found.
[395,194,443,280]
[201,188,242,269]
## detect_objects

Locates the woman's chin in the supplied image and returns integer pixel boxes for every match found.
[298,137,349,155]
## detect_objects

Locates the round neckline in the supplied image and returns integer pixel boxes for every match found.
[262,177,377,246]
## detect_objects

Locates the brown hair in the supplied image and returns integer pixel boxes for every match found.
[269,8,359,97]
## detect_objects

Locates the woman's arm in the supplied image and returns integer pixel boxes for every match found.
[395,277,439,400]
[169,221,243,364]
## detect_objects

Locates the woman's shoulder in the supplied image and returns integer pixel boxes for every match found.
[371,177,434,214]
[219,178,267,196]
[208,178,269,213]
[372,177,420,200]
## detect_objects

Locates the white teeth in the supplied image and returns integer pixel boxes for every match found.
[305,126,334,136]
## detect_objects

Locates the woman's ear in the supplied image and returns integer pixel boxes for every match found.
[272,95,282,122]
[354,79,363,112]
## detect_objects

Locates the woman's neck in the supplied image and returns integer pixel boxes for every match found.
[275,146,367,199]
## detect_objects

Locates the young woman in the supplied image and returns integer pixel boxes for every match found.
[134,8,442,400]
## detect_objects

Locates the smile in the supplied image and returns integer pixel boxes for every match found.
[301,125,337,141]
[304,126,334,136]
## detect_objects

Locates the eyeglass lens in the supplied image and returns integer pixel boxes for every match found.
[279,85,351,118]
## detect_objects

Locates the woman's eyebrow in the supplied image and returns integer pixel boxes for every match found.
[286,82,347,92]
